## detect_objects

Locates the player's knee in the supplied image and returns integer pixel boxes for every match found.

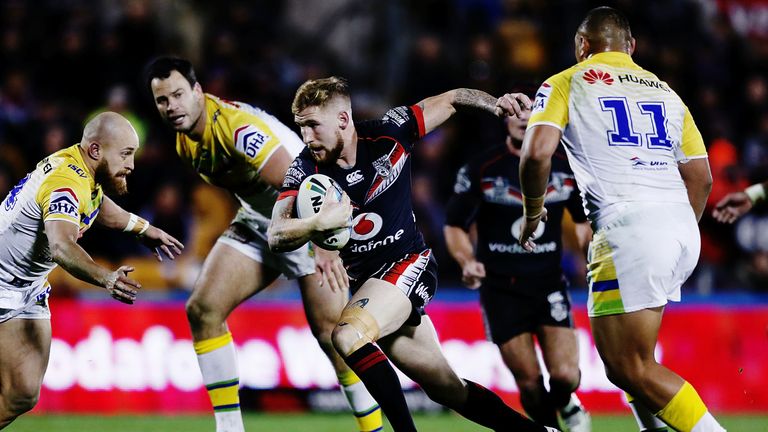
[516,375,546,397]
[185,296,222,329]
[331,306,380,357]
[548,364,580,389]
[1,388,40,418]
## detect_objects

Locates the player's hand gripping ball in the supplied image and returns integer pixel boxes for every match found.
[296,174,351,250]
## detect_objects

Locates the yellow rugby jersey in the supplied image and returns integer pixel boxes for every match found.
[0,145,103,287]
[529,52,706,222]
[175,94,304,227]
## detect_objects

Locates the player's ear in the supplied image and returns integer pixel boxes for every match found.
[628,37,636,56]
[193,82,204,96]
[87,141,101,161]
[338,110,350,130]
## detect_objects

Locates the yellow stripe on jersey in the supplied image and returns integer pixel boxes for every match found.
[681,107,706,158]
[587,229,624,316]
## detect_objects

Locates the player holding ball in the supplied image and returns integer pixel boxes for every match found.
[268,76,556,432]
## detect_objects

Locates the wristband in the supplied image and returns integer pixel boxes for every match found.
[123,213,150,236]
[745,183,766,205]
[523,194,545,220]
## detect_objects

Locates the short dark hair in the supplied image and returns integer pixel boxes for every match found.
[144,57,198,91]
[291,76,350,115]
[578,6,633,46]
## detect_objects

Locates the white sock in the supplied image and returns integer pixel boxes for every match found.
[691,412,726,432]
[194,333,244,432]
[338,370,382,431]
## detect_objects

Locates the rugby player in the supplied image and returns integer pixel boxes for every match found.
[269,77,557,431]
[146,58,380,432]
[518,7,725,432]
[0,112,182,429]
[444,103,592,431]
[712,180,768,223]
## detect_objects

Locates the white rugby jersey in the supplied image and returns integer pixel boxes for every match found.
[0,145,103,289]
[528,52,706,223]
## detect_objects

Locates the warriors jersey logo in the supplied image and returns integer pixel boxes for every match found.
[351,212,383,240]
[48,188,79,219]
[365,144,407,204]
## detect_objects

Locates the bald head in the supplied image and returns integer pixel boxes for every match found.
[575,6,635,61]
[81,111,139,150]
[79,112,139,196]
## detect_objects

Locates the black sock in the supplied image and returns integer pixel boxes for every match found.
[520,376,559,427]
[345,343,416,432]
[454,380,548,432]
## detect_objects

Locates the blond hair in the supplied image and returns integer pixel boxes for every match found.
[292,76,350,115]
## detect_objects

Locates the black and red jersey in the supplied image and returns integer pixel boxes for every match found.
[280,105,429,279]
[445,145,586,278]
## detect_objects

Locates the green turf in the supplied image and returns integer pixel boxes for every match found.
[9,413,768,431]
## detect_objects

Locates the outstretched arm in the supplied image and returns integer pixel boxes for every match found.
[45,219,141,304]
[417,89,532,134]
[97,196,184,261]
[712,180,766,224]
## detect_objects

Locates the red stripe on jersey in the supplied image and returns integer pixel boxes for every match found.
[277,190,297,201]
[410,104,426,138]
[233,125,249,143]
[382,252,421,285]
[53,187,79,202]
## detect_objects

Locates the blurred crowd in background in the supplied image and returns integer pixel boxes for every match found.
[1,0,767,297]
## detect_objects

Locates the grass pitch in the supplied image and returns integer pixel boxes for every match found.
[10,413,768,431]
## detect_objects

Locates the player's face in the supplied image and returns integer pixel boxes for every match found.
[151,71,205,134]
[95,143,137,196]
[506,106,531,142]
[295,105,344,165]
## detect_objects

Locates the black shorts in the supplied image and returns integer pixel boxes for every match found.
[350,249,437,327]
[479,273,573,345]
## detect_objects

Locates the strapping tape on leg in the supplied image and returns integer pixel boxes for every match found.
[338,305,380,356]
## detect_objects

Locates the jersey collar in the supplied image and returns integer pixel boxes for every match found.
[584,51,639,69]
[67,144,97,190]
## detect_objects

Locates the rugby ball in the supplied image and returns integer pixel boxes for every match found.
[296,174,351,250]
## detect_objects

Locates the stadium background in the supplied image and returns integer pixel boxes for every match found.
[1,0,767,430]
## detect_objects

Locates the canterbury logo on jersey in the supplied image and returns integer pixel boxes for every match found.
[346,170,364,185]
[364,143,407,204]
[49,188,79,219]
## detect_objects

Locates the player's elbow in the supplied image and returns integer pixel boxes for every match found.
[48,238,72,266]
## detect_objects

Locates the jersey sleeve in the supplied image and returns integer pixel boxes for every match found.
[377,105,426,150]
[224,107,284,173]
[678,107,707,161]
[278,150,316,200]
[528,69,573,130]
[36,172,89,226]
[445,163,481,230]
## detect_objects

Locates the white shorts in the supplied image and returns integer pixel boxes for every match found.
[587,202,700,317]
[0,281,51,323]
[217,208,315,279]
